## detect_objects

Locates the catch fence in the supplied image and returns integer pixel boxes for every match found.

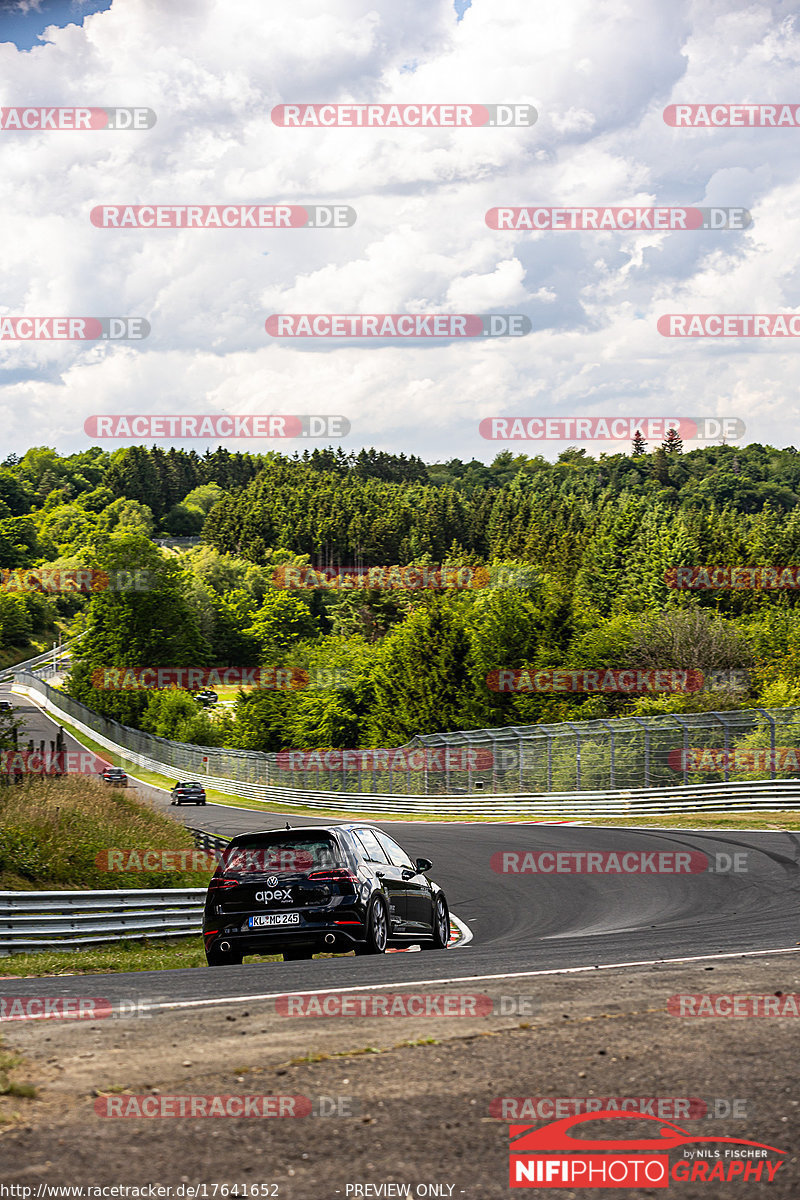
[12,672,800,798]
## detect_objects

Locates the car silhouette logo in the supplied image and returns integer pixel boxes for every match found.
[267,876,278,886]
[509,1110,785,1154]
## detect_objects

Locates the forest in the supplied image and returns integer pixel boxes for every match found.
[0,436,799,753]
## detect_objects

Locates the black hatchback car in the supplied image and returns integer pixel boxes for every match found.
[202,824,450,965]
[171,780,207,805]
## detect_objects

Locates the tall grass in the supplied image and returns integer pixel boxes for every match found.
[0,776,214,889]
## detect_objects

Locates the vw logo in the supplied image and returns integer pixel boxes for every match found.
[267,875,278,886]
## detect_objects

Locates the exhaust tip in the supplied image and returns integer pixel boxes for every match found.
[324,933,336,945]
[219,941,231,952]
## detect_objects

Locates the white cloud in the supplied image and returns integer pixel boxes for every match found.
[0,0,798,460]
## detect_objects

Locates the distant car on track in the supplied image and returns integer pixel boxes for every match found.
[202,823,450,966]
[100,767,128,787]
[171,780,207,805]
[194,690,218,707]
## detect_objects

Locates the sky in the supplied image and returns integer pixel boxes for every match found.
[0,0,798,462]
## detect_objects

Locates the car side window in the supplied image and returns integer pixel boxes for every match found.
[375,831,413,870]
[353,828,390,864]
[340,831,366,867]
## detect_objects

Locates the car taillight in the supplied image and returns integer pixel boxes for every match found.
[307,869,358,884]
[209,878,239,890]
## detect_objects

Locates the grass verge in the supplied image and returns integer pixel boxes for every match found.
[0,937,334,976]
[0,936,211,976]
[589,810,800,830]
[0,775,213,890]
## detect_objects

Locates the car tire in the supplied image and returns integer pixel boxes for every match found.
[355,897,388,955]
[283,947,314,961]
[206,946,243,967]
[428,894,450,950]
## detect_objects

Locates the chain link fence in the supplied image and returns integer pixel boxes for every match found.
[13,672,800,798]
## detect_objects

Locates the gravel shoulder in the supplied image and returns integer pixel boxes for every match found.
[0,955,798,1198]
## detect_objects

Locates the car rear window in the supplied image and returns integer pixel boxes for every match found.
[218,834,343,875]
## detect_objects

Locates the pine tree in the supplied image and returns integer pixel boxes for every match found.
[632,430,647,456]
[662,427,683,454]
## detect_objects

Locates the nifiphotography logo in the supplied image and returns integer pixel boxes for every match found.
[508,1111,785,1188]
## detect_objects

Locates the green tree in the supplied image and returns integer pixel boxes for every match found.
[367,601,475,744]
[65,534,210,723]
[246,592,319,662]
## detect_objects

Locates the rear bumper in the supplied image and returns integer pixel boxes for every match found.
[205,925,366,955]
[204,907,368,955]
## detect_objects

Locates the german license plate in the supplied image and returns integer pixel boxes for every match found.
[248,913,300,927]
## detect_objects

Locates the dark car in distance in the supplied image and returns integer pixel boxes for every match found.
[101,767,128,787]
[171,780,207,805]
[202,824,450,965]
[194,690,218,707]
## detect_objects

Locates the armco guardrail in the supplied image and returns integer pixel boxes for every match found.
[0,888,206,956]
[12,673,800,818]
[186,826,230,855]
[0,642,78,683]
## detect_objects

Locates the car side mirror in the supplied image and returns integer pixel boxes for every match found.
[415,857,433,873]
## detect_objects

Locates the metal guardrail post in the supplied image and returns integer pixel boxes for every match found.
[565,724,582,791]
[629,717,649,787]
[673,715,690,785]
[755,708,777,779]
[714,712,730,782]
[598,720,616,790]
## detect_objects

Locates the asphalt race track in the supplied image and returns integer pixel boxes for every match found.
[3,686,800,1006]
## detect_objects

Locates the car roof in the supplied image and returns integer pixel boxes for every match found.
[227,823,388,846]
